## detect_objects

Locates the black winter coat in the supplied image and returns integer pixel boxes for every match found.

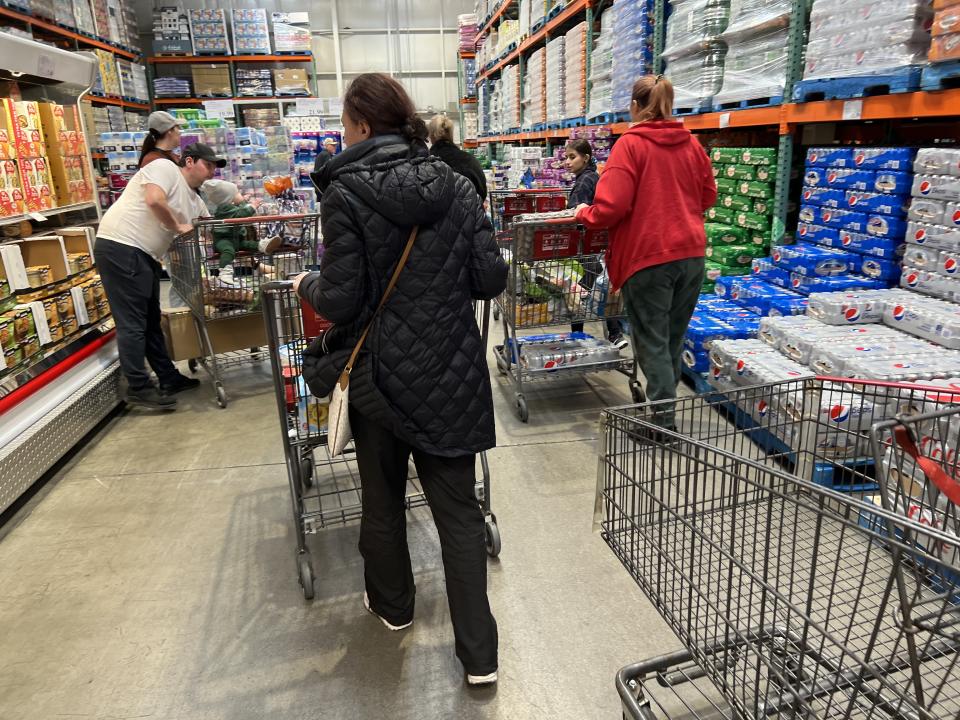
[300,134,508,456]
[567,163,599,208]
[430,139,488,201]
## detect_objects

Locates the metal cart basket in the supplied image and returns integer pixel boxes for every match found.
[261,280,501,600]
[495,212,641,422]
[168,213,319,407]
[597,376,960,719]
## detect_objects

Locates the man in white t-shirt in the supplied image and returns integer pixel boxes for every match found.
[95,143,222,409]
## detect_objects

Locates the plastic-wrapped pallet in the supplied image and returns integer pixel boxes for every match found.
[458,13,478,53]
[523,48,546,127]
[545,37,566,123]
[611,0,654,113]
[802,0,933,81]
[713,0,791,108]
[663,0,730,111]
[519,0,531,37]
[463,108,479,142]
[564,22,587,119]
[587,8,616,118]
[930,1,960,63]
[503,64,522,130]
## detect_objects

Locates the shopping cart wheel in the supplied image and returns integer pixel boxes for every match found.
[299,457,314,489]
[515,394,529,423]
[298,554,315,600]
[188,358,198,374]
[630,381,645,404]
[216,385,228,408]
[484,514,501,558]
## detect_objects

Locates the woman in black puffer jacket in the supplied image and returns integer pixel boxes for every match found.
[297,73,507,685]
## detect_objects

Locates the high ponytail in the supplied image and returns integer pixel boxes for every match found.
[343,72,427,145]
[631,74,674,122]
[137,129,160,167]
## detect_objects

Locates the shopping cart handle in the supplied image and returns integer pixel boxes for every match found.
[894,425,960,507]
[262,279,294,291]
[194,213,314,225]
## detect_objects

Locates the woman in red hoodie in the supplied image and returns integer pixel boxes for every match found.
[575,75,717,428]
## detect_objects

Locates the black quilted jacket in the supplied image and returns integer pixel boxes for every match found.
[300,134,508,457]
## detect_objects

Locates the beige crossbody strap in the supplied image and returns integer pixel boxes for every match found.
[342,225,419,375]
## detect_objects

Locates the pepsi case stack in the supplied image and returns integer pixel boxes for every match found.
[901,148,960,302]
[776,146,914,294]
[683,296,762,373]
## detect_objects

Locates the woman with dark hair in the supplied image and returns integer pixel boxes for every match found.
[297,72,506,685]
[138,111,185,168]
[575,75,717,429]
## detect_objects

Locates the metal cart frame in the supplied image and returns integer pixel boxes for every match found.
[598,376,960,719]
[261,280,501,600]
[494,212,641,422]
[168,212,320,407]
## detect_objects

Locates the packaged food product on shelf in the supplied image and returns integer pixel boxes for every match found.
[587,8,615,118]
[545,37,566,123]
[611,0,653,113]
[231,8,271,54]
[189,8,230,54]
[713,26,789,107]
[271,12,311,53]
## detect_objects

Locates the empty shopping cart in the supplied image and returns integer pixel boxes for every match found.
[261,280,500,600]
[597,376,960,719]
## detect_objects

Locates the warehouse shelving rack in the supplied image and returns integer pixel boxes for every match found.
[469,0,960,245]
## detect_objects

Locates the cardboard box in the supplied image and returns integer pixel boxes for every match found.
[0,159,25,217]
[16,236,69,290]
[8,101,46,159]
[161,308,267,361]
[18,157,55,212]
[273,68,309,96]
[0,100,16,161]
[38,102,88,157]
[191,64,232,97]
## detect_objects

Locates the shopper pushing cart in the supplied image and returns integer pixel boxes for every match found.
[295,72,507,686]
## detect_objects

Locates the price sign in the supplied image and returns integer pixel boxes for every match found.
[203,100,235,119]
[295,98,326,116]
[842,100,863,121]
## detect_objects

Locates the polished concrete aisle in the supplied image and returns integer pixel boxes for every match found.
[0,335,685,719]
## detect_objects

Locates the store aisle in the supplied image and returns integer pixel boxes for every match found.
[0,330,684,719]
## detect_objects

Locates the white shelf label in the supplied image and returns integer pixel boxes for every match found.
[718,112,731,129]
[203,100,235,119]
[28,212,47,222]
[295,98,326,116]
[842,100,863,121]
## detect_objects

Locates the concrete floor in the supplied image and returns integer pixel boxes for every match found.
[0,308,688,720]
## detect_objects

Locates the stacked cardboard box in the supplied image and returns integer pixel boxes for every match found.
[6,101,55,213]
[189,8,231,54]
[38,103,93,207]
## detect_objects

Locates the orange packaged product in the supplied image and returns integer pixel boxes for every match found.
[934,4,960,35]
[930,33,960,62]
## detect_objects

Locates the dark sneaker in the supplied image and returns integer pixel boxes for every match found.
[160,373,201,396]
[126,386,177,410]
[608,333,629,350]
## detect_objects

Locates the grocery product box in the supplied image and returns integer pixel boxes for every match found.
[191,64,232,97]
[0,159,25,217]
[3,100,46,159]
[18,157,55,212]
[161,308,267,361]
[48,155,93,206]
[15,236,69,294]
[37,102,87,157]
[273,69,310,96]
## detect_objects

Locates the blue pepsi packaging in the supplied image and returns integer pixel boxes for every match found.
[801,186,846,208]
[858,256,901,281]
[873,171,914,196]
[751,258,792,288]
[695,296,743,314]
[806,147,854,168]
[685,313,736,353]
[845,191,909,216]
[682,348,711,373]
[772,243,859,276]
[866,214,908,239]
[853,147,915,171]
[708,307,761,337]
[817,207,869,232]
[796,222,839,245]
[836,231,903,259]
[789,273,885,294]
[805,167,875,191]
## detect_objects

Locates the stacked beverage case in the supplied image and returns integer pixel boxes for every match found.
[703,146,779,293]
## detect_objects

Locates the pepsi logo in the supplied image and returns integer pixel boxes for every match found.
[736,359,747,375]
[919,180,932,195]
[894,363,911,369]
[915,228,927,243]
[822,211,833,222]
[830,405,850,423]
[799,225,808,236]
[953,210,960,226]
[844,307,861,322]
[809,152,819,164]
[828,172,838,184]
[752,263,761,273]
[787,371,801,377]
[731,290,740,300]
[855,152,865,166]
[855,50,866,65]
[906,272,920,287]
[945,257,958,274]
[892,305,906,321]
[792,277,801,288]
[848,195,859,207]
[803,189,812,201]
[773,250,782,262]
[756,400,768,417]
[841,233,852,246]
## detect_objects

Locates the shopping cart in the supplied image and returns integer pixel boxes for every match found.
[168,213,320,407]
[596,376,960,719]
[261,280,501,600]
[495,212,641,422]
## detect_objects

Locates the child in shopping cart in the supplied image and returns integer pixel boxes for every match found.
[565,139,628,348]
[202,180,282,286]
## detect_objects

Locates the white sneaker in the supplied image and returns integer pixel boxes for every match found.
[363,592,412,631]
[218,264,236,286]
[467,671,498,686]
[258,235,283,254]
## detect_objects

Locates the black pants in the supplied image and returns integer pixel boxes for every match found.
[94,238,179,390]
[350,408,498,675]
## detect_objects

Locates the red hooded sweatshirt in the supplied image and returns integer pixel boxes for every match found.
[576,121,717,291]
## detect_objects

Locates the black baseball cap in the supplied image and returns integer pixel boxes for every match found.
[182,142,226,168]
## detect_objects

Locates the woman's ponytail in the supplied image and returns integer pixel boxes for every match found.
[631,74,674,122]
[401,115,428,144]
[137,128,160,167]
